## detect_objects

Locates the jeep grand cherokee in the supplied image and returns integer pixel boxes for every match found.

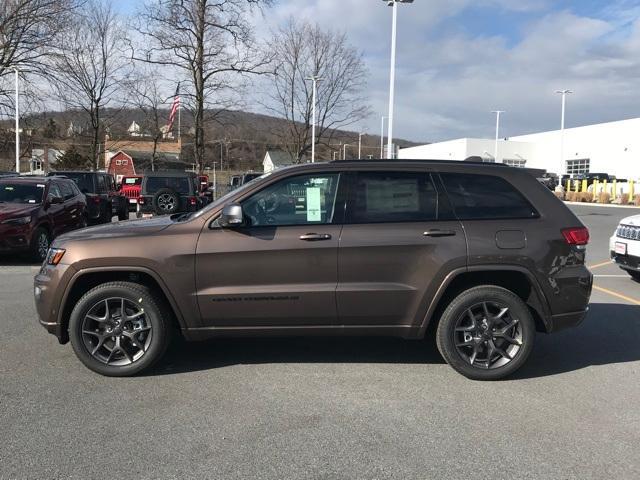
[34,161,592,380]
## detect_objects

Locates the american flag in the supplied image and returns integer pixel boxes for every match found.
[167,83,180,131]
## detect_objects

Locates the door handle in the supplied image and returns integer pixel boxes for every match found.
[423,229,456,237]
[299,233,332,241]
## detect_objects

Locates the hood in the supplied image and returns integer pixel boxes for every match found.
[55,215,175,243]
[620,214,640,227]
[0,203,39,222]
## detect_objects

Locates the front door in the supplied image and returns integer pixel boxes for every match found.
[45,183,67,237]
[195,172,344,328]
[337,170,467,327]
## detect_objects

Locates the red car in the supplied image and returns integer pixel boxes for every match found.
[120,175,143,211]
[0,176,87,261]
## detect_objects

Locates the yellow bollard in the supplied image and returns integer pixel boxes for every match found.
[613,179,617,198]
[566,179,571,192]
[581,179,588,193]
[594,179,599,195]
[630,180,635,204]
[603,179,608,196]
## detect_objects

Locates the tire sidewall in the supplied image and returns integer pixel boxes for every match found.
[69,283,169,376]
[30,227,50,263]
[437,286,535,381]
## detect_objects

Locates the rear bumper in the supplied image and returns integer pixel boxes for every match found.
[548,308,589,333]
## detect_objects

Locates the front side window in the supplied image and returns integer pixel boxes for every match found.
[47,183,62,200]
[59,181,75,200]
[241,173,340,227]
[441,173,537,220]
[348,171,439,224]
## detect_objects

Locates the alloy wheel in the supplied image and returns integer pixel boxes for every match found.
[453,301,523,369]
[81,297,152,366]
[37,233,49,260]
[157,193,175,212]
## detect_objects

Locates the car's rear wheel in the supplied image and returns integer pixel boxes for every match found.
[118,203,128,221]
[69,282,171,376]
[30,227,50,263]
[436,285,535,380]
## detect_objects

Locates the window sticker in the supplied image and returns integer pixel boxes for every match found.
[28,200,36,203]
[306,187,321,222]
[37,184,45,188]
[4,186,14,191]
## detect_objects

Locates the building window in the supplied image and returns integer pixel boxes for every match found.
[566,158,590,176]
[32,160,42,171]
[122,159,128,165]
[503,159,526,168]
[116,159,122,166]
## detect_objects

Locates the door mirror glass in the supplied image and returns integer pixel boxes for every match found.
[220,203,244,227]
[49,195,63,205]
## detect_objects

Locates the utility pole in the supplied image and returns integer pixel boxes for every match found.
[383,0,414,159]
[305,76,322,163]
[556,89,572,175]
[380,116,386,158]
[358,132,365,159]
[491,110,505,163]
[343,143,350,160]
[14,68,20,173]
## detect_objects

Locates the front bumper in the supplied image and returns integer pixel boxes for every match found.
[609,233,640,272]
[0,223,32,253]
[34,263,76,343]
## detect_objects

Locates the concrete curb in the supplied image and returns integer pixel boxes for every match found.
[565,201,640,209]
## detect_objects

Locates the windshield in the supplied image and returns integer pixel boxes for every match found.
[187,172,272,221]
[55,173,94,193]
[123,177,142,186]
[0,183,45,204]
[145,176,191,194]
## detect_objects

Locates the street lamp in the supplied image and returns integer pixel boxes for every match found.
[343,143,350,160]
[380,116,386,158]
[305,76,322,163]
[383,0,413,160]
[555,89,572,175]
[491,110,505,164]
[358,132,365,159]
[14,68,20,173]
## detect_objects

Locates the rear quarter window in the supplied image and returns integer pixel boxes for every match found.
[440,173,538,220]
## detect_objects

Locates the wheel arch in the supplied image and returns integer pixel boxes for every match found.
[58,266,186,344]
[419,265,551,338]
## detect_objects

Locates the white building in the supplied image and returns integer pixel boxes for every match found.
[263,150,295,173]
[399,118,640,178]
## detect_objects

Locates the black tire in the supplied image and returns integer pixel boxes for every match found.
[436,285,535,381]
[69,281,171,376]
[627,270,640,282]
[153,188,180,215]
[101,202,112,224]
[117,202,128,221]
[30,227,50,263]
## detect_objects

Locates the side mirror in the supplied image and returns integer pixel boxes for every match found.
[50,196,63,205]
[219,203,244,227]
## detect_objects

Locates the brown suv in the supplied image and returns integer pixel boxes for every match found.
[34,161,592,380]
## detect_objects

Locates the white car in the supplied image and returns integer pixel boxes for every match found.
[610,214,640,281]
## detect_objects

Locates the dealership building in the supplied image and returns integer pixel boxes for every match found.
[399,117,640,179]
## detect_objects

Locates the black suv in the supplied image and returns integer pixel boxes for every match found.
[48,171,128,224]
[136,172,205,217]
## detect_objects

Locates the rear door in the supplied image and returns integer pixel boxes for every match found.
[195,172,345,327]
[57,181,79,232]
[336,170,467,328]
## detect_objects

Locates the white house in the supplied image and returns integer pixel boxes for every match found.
[399,117,640,178]
[263,150,295,173]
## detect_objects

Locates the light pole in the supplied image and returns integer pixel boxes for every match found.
[383,0,413,159]
[343,143,350,160]
[14,68,20,173]
[305,76,322,163]
[491,110,505,163]
[380,116,386,158]
[556,89,572,175]
[358,132,365,159]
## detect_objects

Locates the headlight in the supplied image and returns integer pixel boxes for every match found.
[1,215,31,225]
[45,248,66,266]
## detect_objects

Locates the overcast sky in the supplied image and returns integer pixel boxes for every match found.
[116,0,640,143]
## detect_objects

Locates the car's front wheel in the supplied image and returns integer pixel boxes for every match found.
[30,227,50,263]
[436,285,535,381]
[69,282,171,376]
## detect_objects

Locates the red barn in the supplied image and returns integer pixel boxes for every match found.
[107,151,136,184]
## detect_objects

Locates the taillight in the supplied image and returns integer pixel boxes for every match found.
[189,197,197,206]
[138,198,145,204]
[91,196,100,204]
[562,227,589,246]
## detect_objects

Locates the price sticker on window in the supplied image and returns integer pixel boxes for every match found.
[306,187,321,222]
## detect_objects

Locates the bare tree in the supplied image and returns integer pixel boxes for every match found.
[266,18,370,162]
[136,0,272,172]
[49,0,129,170]
[0,0,78,111]
[124,67,171,172]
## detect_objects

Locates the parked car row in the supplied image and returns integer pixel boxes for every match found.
[1,170,212,262]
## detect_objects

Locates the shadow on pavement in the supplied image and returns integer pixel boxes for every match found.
[0,255,40,267]
[149,303,640,379]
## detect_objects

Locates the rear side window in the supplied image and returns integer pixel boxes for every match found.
[59,181,75,200]
[348,171,440,223]
[441,173,538,220]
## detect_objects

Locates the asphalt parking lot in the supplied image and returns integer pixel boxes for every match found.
[1,204,639,480]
